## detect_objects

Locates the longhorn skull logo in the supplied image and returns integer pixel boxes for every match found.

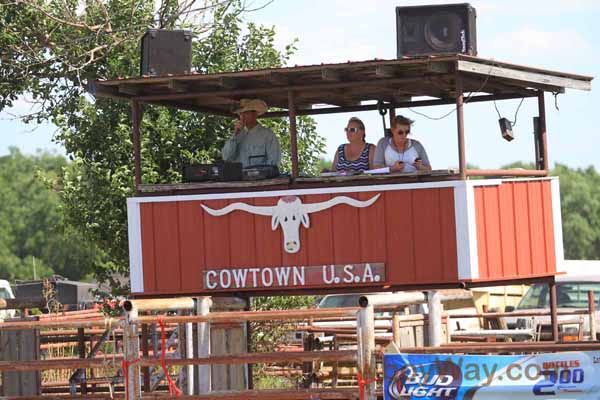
[200,194,381,253]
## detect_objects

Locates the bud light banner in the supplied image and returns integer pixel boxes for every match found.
[384,352,600,399]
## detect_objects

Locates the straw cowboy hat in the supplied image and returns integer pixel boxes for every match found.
[234,98,268,115]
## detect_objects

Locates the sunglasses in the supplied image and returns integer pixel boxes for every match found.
[344,127,361,133]
[395,129,410,135]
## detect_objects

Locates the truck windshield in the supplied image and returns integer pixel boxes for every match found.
[0,288,11,300]
[318,295,362,308]
[517,282,600,309]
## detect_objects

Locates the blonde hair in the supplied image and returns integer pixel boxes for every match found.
[347,117,366,142]
[391,115,414,127]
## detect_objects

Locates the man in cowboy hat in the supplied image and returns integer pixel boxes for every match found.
[222,98,281,168]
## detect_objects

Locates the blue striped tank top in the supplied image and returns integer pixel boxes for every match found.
[335,143,371,172]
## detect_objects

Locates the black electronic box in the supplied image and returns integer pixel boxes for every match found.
[242,165,280,181]
[183,161,243,182]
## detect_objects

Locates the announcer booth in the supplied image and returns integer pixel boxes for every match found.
[91,55,592,305]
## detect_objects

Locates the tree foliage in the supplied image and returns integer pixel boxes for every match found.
[555,164,600,260]
[2,0,325,288]
[0,148,102,281]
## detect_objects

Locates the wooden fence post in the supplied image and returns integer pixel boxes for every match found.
[357,304,376,400]
[124,304,141,400]
[197,297,212,394]
[0,321,40,396]
[427,290,443,347]
[392,313,401,347]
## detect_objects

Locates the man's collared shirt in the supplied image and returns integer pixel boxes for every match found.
[222,123,281,167]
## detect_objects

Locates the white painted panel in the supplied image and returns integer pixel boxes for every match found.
[550,177,565,267]
[127,198,144,292]
[454,181,479,280]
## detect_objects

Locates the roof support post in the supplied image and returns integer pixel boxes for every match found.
[388,107,396,130]
[455,75,467,180]
[537,92,549,173]
[287,90,300,178]
[131,100,142,192]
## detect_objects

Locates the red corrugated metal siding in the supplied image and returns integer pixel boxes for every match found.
[475,181,556,280]
[139,188,458,294]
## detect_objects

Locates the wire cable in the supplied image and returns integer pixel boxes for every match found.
[407,62,495,121]
[493,97,524,126]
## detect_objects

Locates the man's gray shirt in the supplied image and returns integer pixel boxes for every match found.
[222,123,281,167]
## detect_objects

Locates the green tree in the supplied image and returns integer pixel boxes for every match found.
[0,148,102,280]
[2,1,325,288]
[250,295,315,387]
[554,164,600,259]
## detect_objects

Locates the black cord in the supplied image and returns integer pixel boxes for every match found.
[493,100,501,119]
[408,62,495,121]
[493,97,524,126]
[511,98,525,126]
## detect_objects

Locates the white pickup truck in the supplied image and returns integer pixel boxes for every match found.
[0,279,16,319]
[504,260,600,340]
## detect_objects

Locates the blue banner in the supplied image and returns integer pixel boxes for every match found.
[384,352,600,399]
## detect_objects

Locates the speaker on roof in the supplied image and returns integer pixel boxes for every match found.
[396,3,477,58]
[140,29,192,76]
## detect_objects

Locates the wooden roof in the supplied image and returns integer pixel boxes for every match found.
[91,54,593,117]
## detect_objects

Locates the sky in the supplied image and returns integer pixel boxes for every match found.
[1,0,599,171]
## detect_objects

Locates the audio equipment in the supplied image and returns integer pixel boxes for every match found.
[183,161,243,182]
[242,165,280,181]
[140,29,192,76]
[396,3,477,57]
[499,117,514,142]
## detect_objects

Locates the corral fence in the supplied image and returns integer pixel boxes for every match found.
[1,291,600,399]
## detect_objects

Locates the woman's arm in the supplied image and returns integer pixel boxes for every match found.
[331,150,339,171]
[371,138,387,168]
[368,144,376,169]
[414,141,432,172]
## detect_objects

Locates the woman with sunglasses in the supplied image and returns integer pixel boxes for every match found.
[372,115,431,173]
[329,117,376,173]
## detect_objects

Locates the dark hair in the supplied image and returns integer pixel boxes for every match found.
[348,117,366,142]
[391,115,414,128]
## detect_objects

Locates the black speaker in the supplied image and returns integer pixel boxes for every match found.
[396,3,477,58]
[140,29,192,76]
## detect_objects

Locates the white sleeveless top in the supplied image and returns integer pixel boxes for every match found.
[384,138,419,172]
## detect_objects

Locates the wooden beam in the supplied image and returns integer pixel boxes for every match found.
[288,91,299,178]
[145,100,236,117]
[267,72,289,85]
[118,84,140,96]
[463,75,564,95]
[455,75,466,180]
[131,101,142,190]
[262,92,537,118]
[194,96,238,106]
[457,59,591,91]
[465,169,547,177]
[137,76,426,102]
[375,65,396,78]
[321,68,342,82]
[538,91,549,171]
[87,82,122,99]
[168,80,189,92]
[217,77,237,89]
[392,95,412,103]
[336,99,361,107]
[427,62,451,74]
